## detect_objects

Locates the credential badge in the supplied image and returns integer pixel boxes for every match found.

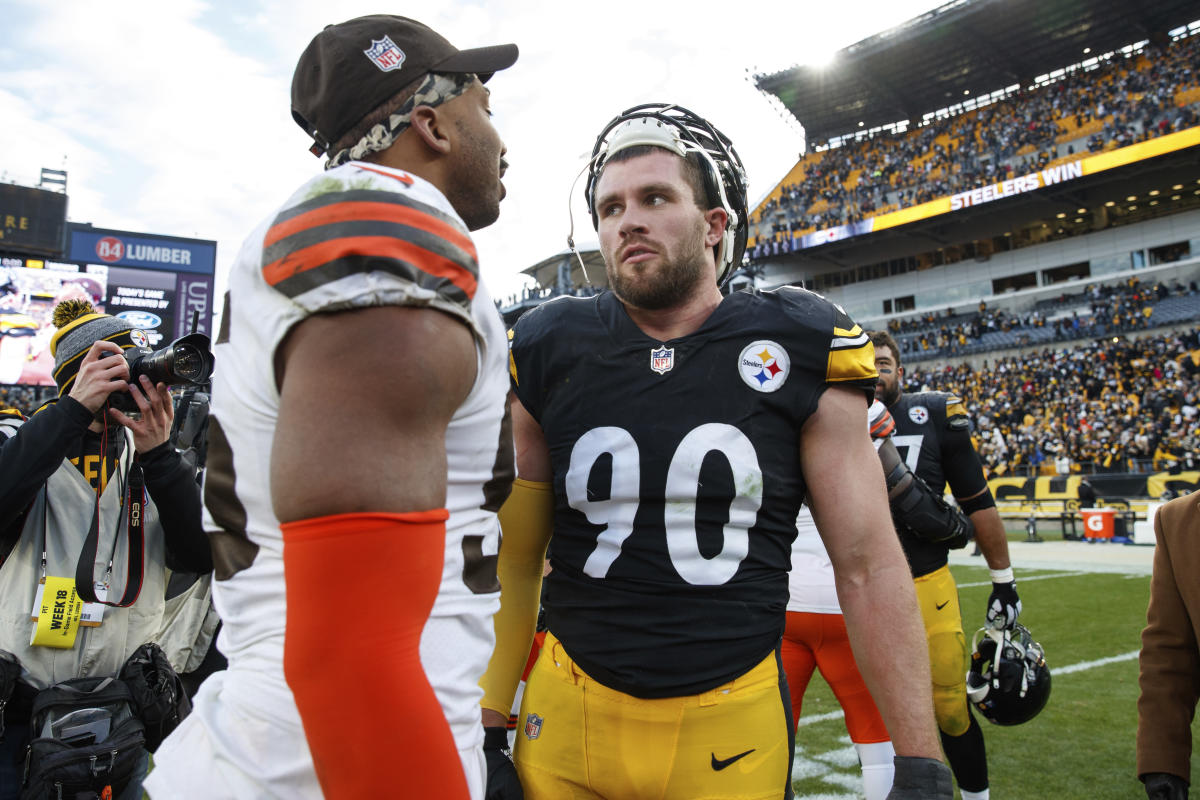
[738,340,790,393]
[651,346,675,375]
[363,35,406,72]
[129,329,149,348]
[524,712,543,740]
[908,405,930,425]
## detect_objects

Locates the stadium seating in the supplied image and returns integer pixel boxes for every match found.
[750,32,1200,252]
[900,323,1200,478]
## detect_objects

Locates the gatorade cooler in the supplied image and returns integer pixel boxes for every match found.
[1081,507,1116,540]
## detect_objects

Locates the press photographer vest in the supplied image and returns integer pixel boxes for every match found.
[0,419,167,690]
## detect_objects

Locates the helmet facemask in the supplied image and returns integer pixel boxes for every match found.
[966,623,1051,726]
[582,103,749,286]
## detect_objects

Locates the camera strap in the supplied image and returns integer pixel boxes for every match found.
[75,463,145,608]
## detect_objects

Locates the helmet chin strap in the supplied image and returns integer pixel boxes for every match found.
[566,152,605,286]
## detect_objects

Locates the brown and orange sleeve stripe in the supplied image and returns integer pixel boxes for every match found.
[261,189,478,307]
[869,406,896,440]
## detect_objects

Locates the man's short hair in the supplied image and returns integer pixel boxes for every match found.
[869,330,902,367]
[602,144,709,210]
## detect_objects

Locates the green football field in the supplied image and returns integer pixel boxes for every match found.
[790,551,1197,799]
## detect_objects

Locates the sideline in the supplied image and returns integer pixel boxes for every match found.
[956,571,1082,589]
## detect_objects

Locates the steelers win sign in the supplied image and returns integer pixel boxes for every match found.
[0,184,68,258]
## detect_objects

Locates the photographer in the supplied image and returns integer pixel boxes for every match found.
[0,300,211,799]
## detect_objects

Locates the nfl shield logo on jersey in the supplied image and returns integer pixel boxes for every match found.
[650,346,675,375]
[908,405,930,425]
[524,713,543,740]
[363,35,406,72]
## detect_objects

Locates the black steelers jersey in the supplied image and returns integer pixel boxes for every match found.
[887,392,989,578]
[509,287,876,698]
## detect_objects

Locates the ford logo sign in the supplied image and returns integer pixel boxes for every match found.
[115,310,163,329]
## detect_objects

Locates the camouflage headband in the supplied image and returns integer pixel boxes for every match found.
[326,72,476,169]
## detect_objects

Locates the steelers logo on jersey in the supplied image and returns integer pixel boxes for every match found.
[908,405,930,425]
[738,340,790,393]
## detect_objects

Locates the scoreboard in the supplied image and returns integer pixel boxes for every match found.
[0,224,216,387]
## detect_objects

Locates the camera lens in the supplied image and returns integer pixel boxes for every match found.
[170,344,205,382]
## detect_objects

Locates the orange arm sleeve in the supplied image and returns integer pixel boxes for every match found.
[281,510,468,800]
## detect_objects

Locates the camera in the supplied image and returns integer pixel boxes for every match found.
[105,333,216,413]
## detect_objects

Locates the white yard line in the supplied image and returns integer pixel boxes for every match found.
[956,571,1082,588]
[796,649,1139,727]
[1054,650,1139,675]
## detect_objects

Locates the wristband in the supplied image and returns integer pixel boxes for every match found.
[989,567,1015,584]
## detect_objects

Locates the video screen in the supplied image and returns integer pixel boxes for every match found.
[0,259,199,386]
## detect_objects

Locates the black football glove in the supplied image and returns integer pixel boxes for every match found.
[484,726,524,800]
[986,580,1021,630]
[1143,772,1188,800]
[886,756,952,799]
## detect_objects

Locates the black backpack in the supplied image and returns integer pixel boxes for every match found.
[118,642,191,752]
[22,676,146,800]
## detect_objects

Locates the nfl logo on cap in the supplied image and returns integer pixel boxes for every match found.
[363,35,406,72]
[524,713,543,740]
[650,346,675,375]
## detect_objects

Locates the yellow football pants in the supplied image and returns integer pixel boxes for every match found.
[914,564,971,736]
[513,632,793,800]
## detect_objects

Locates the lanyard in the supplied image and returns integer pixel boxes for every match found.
[73,424,146,608]
[74,462,144,607]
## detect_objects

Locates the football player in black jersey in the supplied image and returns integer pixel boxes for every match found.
[480,104,951,800]
[868,330,1022,800]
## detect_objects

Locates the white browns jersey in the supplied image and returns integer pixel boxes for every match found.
[787,400,894,615]
[146,162,513,799]
[787,507,840,614]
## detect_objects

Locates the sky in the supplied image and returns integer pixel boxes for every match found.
[0,0,947,302]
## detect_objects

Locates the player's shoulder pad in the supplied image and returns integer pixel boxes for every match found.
[508,295,594,385]
[769,287,876,385]
[261,164,479,310]
[914,391,969,431]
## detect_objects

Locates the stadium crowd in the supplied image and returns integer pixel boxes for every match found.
[887,277,1196,357]
[899,326,1200,477]
[751,31,1200,252]
[0,383,55,416]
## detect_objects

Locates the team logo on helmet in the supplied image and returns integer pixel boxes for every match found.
[650,346,675,375]
[524,712,543,740]
[908,405,930,425]
[363,35,406,72]
[738,340,789,393]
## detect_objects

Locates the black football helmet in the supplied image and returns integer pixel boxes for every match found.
[965,623,1051,725]
[583,103,749,285]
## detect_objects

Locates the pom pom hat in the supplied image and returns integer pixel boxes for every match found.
[49,300,143,397]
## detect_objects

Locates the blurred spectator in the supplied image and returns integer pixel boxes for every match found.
[1136,493,1200,800]
[0,384,56,417]
[1078,476,1097,508]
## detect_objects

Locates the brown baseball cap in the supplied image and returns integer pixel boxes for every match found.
[291,15,518,157]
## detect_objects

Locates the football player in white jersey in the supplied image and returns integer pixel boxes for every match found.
[144,16,517,800]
